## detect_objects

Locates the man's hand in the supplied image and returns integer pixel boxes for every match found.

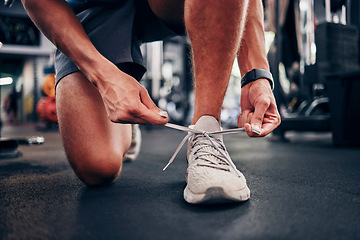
[21,0,167,125]
[90,61,168,125]
[238,79,281,137]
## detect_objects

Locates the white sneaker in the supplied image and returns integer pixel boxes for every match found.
[124,124,141,162]
[184,116,250,204]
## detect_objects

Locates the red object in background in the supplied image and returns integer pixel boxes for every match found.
[36,96,57,122]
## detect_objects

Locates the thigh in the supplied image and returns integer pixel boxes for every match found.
[56,71,132,184]
[55,1,147,85]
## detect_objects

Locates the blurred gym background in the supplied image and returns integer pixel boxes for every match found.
[1,0,360,150]
[1,1,360,240]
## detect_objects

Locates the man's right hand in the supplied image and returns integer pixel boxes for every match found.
[89,60,168,125]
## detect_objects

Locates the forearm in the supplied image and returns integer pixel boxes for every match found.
[237,0,269,76]
[22,0,167,125]
[21,0,108,84]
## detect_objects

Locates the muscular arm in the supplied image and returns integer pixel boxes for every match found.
[21,0,168,125]
[22,0,104,78]
[237,0,281,137]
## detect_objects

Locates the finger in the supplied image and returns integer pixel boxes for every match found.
[250,98,270,135]
[115,106,168,125]
[244,123,253,136]
[246,112,256,136]
[237,109,252,127]
[260,123,276,136]
[259,113,281,136]
[244,122,263,137]
[140,88,164,112]
[135,102,169,125]
[239,112,258,136]
[239,111,260,137]
[139,88,168,125]
[246,112,254,126]
[111,102,168,125]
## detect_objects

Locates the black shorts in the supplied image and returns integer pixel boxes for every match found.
[55,0,182,88]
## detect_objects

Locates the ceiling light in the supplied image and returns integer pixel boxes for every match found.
[0,77,13,85]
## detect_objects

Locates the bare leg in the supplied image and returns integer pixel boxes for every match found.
[148,0,244,123]
[148,0,279,136]
[56,72,132,186]
[184,0,249,124]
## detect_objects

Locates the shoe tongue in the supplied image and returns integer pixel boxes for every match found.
[193,116,222,140]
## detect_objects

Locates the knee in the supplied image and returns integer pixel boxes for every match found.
[71,153,123,187]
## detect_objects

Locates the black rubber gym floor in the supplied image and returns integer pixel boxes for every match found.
[1,125,360,240]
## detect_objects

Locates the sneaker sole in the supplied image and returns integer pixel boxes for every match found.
[124,124,141,162]
[184,185,250,204]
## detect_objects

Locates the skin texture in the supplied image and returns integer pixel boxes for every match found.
[236,0,281,137]
[184,0,280,137]
[21,0,280,185]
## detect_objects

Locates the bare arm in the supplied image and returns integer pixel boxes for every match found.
[21,0,168,125]
[237,0,281,137]
[22,0,104,78]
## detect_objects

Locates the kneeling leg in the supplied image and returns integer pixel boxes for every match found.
[56,72,132,186]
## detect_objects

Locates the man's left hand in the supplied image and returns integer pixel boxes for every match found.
[238,79,281,137]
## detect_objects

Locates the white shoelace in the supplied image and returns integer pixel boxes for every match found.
[163,123,251,177]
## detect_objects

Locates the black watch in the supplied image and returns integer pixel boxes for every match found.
[241,69,274,90]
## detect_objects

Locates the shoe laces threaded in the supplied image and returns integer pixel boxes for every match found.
[163,123,248,177]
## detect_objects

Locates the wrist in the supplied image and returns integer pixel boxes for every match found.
[77,53,113,85]
[241,69,274,90]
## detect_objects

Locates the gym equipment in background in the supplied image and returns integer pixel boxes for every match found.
[268,0,359,146]
[36,96,57,123]
[0,136,44,159]
[36,73,58,124]
[0,0,46,159]
[141,37,192,125]
[3,0,14,7]
[0,76,45,159]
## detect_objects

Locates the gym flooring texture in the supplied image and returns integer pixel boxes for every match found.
[0,124,360,240]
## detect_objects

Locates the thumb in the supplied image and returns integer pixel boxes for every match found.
[139,88,168,125]
[137,103,168,125]
[250,98,270,134]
